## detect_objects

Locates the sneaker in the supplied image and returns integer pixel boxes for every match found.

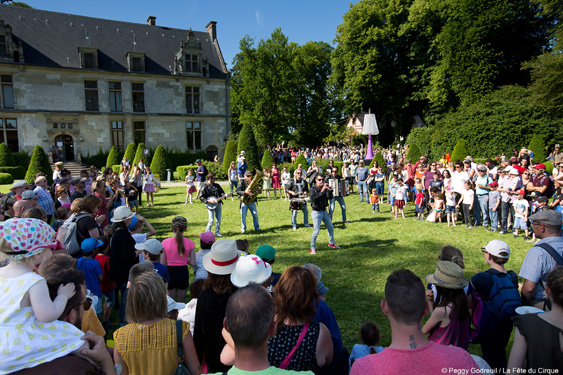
[524,236,529,241]
[310,248,316,254]
[327,243,340,249]
[343,221,351,224]
[215,233,223,237]
[293,227,297,231]
[241,229,245,234]
[468,226,473,229]
[304,224,312,228]
[499,231,506,235]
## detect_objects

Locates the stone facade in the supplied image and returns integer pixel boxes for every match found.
[0,6,230,162]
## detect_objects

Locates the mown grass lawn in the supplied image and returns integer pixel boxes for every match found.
[2,183,531,354]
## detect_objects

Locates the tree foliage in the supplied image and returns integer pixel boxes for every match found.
[0,143,16,167]
[237,123,260,172]
[222,140,238,171]
[25,146,52,184]
[525,53,563,117]
[106,146,121,168]
[123,143,136,165]
[451,139,469,163]
[406,143,422,162]
[261,150,276,170]
[528,135,547,162]
[294,154,309,168]
[150,145,168,178]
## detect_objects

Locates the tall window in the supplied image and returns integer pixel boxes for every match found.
[0,118,18,152]
[132,83,144,112]
[185,54,198,73]
[0,35,7,57]
[186,121,201,150]
[84,81,99,111]
[131,57,143,72]
[84,53,95,68]
[1,75,14,109]
[134,121,145,144]
[185,86,200,114]
[111,121,124,150]
[109,82,122,112]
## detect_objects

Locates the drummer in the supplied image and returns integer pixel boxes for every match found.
[286,169,312,231]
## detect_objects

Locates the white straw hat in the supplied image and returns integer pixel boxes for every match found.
[203,239,240,275]
[230,255,272,288]
[110,206,135,223]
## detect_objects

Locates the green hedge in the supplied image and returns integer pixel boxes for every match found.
[0,166,25,179]
[203,161,227,180]
[222,140,238,171]
[25,146,52,184]
[0,143,15,167]
[546,160,554,175]
[133,143,146,166]
[124,143,136,164]
[106,146,121,167]
[150,145,168,178]
[112,165,122,173]
[166,149,207,172]
[177,165,198,181]
[82,148,109,168]
[13,152,30,169]
[237,123,260,172]
[294,154,309,168]
[0,172,14,184]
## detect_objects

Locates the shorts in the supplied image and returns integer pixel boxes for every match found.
[445,205,456,213]
[415,204,424,213]
[394,199,405,208]
[167,265,190,290]
[196,181,204,191]
[513,217,528,230]
[128,200,139,209]
[390,197,395,206]
[102,289,116,307]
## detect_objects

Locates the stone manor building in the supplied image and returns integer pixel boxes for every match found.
[0,5,230,161]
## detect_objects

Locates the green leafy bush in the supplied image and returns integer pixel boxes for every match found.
[237,123,260,172]
[82,148,109,168]
[13,152,30,169]
[294,154,309,168]
[150,145,169,178]
[0,166,25,179]
[124,143,136,164]
[202,161,227,180]
[176,165,198,181]
[528,135,547,162]
[112,165,122,174]
[165,148,207,172]
[451,139,469,163]
[545,160,554,175]
[474,158,498,166]
[133,143,146,166]
[261,150,276,170]
[25,146,52,184]
[106,146,121,167]
[406,143,422,163]
[372,152,387,173]
[222,140,238,171]
[0,143,16,167]
[0,173,13,184]
[279,162,296,175]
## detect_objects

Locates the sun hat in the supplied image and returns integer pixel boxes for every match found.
[111,206,135,223]
[127,215,138,231]
[509,169,519,176]
[256,244,277,263]
[426,261,468,289]
[0,218,58,260]
[482,240,510,259]
[22,190,37,200]
[166,296,186,312]
[35,176,47,184]
[203,239,240,275]
[529,210,563,226]
[135,238,163,255]
[230,254,272,288]
[10,180,28,190]
[199,231,216,245]
[81,238,104,254]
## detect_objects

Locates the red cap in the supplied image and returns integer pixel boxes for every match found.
[517,189,525,196]
[489,181,498,187]
[534,164,546,170]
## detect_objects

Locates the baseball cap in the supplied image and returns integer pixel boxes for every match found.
[127,215,138,231]
[10,180,28,190]
[195,159,201,163]
[256,244,277,263]
[477,165,487,171]
[529,210,563,226]
[200,231,216,245]
[81,238,104,254]
[482,240,510,259]
[134,238,164,255]
[22,190,37,200]
[534,164,546,170]
[489,181,498,188]
[317,281,329,295]
[244,171,252,176]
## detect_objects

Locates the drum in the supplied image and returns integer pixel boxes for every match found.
[290,200,303,211]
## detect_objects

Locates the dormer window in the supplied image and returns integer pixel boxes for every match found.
[78,47,98,69]
[185,54,199,73]
[127,52,145,72]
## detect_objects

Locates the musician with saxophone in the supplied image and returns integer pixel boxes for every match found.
[327,168,350,224]
[236,170,262,234]
[286,169,311,231]
[199,173,228,237]
[309,173,339,254]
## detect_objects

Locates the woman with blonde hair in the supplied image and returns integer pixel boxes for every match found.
[161,216,196,303]
[113,272,201,375]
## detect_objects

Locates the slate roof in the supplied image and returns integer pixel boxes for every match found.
[0,5,228,79]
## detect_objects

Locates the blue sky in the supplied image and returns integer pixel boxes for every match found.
[23,0,357,69]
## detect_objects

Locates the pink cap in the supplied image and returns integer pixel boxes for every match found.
[199,231,216,245]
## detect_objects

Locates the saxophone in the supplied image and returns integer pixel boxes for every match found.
[241,170,263,205]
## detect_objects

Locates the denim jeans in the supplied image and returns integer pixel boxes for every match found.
[472,193,481,226]
[489,207,499,230]
[206,203,222,234]
[291,203,309,228]
[376,182,384,196]
[229,180,237,195]
[329,197,347,222]
[311,210,335,250]
[357,181,368,202]
[118,283,128,327]
[241,201,260,231]
[477,194,489,226]
[501,200,514,232]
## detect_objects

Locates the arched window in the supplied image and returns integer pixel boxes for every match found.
[206,145,218,161]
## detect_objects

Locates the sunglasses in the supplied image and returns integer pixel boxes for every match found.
[316,178,324,181]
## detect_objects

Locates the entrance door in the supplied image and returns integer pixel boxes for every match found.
[54,135,74,162]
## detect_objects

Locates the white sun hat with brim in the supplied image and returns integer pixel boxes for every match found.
[166,296,186,312]
[230,254,272,288]
[203,238,240,275]
[110,206,135,223]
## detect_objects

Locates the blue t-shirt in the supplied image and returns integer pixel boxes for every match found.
[153,262,170,284]
[76,257,103,298]
[356,167,369,181]
[237,161,247,176]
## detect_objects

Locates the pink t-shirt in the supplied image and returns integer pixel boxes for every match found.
[162,237,195,266]
[350,341,478,375]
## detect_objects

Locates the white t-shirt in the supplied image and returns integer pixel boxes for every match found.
[452,171,470,194]
[395,186,407,201]
[194,249,211,280]
[462,189,474,204]
[513,198,529,219]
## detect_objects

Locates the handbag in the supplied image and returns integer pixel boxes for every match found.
[173,320,191,375]
[279,323,310,370]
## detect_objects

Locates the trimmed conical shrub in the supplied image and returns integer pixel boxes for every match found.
[528,135,546,162]
[124,143,136,164]
[0,143,16,167]
[133,143,146,166]
[150,145,168,178]
[25,146,53,184]
[261,150,276,170]
[406,143,422,163]
[222,140,238,171]
[237,123,260,172]
[372,152,387,173]
[106,146,121,168]
[451,139,469,163]
[294,153,309,168]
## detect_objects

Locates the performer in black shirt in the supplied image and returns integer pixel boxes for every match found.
[309,173,339,254]
[199,173,228,237]
[286,169,311,231]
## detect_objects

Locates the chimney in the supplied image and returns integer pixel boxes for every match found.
[206,21,217,41]
[147,16,156,26]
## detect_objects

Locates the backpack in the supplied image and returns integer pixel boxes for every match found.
[56,213,90,256]
[536,243,563,310]
[470,270,521,343]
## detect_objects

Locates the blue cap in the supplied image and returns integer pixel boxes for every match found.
[81,238,103,253]
[127,215,138,231]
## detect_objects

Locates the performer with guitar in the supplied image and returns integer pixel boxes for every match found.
[199,173,230,237]
[236,170,262,234]
[328,168,350,224]
[286,169,311,231]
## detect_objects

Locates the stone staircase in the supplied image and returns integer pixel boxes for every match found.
[51,161,89,177]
